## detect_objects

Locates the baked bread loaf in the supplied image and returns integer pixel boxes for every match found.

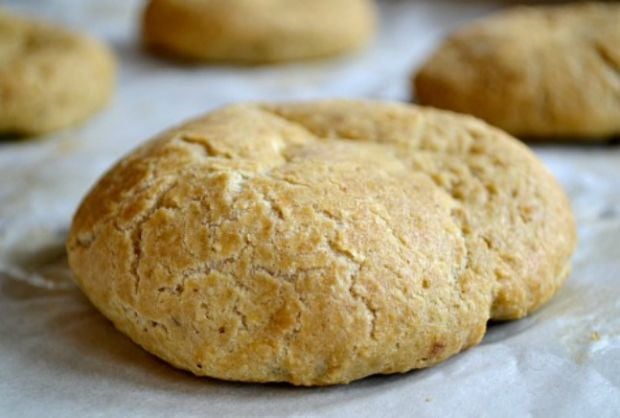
[67,101,576,385]
[142,0,376,63]
[0,9,115,136]
[414,2,620,140]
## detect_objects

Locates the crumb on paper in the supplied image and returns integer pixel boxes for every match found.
[56,137,83,154]
[425,397,431,402]
[591,331,601,341]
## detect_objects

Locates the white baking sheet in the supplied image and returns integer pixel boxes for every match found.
[1,0,619,416]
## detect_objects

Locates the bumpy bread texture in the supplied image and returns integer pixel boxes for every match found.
[142,0,376,63]
[414,2,620,140]
[67,101,576,385]
[0,10,115,136]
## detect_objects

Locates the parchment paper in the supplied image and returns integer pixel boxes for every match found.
[1,1,619,416]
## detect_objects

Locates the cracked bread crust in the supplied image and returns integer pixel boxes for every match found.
[413,2,620,139]
[0,10,115,136]
[67,101,576,385]
[142,0,376,63]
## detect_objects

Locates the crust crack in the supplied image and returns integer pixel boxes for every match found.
[128,179,179,295]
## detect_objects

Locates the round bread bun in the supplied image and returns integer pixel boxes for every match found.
[0,9,115,136]
[142,0,376,63]
[413,2,620,140]
[67,101,576,385]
